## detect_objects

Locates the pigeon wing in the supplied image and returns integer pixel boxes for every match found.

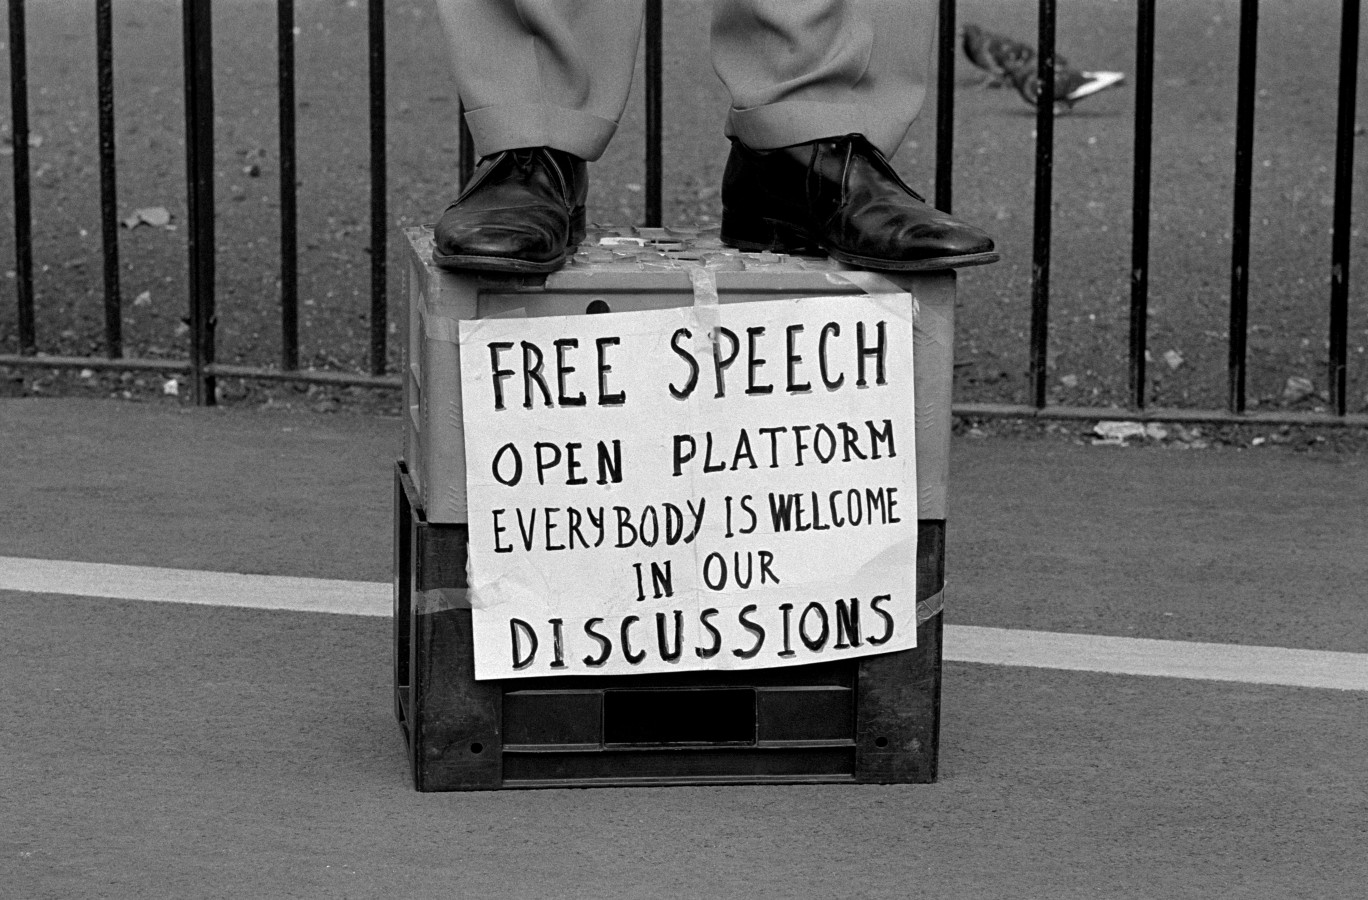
[986,33,1038,75]
[961,24,1007,75]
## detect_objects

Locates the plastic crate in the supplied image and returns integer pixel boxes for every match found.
[396,225,953,790]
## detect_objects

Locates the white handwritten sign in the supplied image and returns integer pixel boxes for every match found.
[459,294,918,680]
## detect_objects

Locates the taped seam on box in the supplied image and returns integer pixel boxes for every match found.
[421,305,462,344]
[916,589,944,625]
[828,270,919,319]
[416,587,472,613]
[685,264,720,355]
[828,269,898,295]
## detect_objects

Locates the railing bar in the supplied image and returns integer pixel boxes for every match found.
[96,0,121,359]
[8,0,35,355]
[182,0,216,405]
[643,0,663,227]
[952,401,1368,429]
[0,354,191,374]
[206,363,398,387]
[278,0,299,371]
[0,353,400,388]
[1129,0,1156,408]
[1028,0,1057,409]
[18,347,1368,428]
[458,103,475,188]
[934,0,955,213]
[1228,0,1258,414]
[368,0,388,376]
[1329,0,1359,417]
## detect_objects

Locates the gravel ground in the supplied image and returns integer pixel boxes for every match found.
[2,0,1367,419]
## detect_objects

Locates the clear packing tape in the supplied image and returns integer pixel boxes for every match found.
[685,262,721,356]
[418,585,946,624]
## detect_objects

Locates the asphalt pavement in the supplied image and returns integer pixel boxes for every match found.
[2,397,1366,899]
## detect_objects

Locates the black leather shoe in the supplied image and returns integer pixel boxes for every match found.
[721,134,998,271]
[432,146,587,274]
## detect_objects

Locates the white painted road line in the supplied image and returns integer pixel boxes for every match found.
[4,556,1367,692]
[0,556,390,617]
[946,626,1368,693]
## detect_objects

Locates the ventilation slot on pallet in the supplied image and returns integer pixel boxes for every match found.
[603,688,756,746]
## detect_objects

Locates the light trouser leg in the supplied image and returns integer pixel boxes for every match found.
[434,0,644,161]
[711,0,937,158]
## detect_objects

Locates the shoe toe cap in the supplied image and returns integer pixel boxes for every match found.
[925,221,996,256]
[434,217,560,261]
[878,214,994,259]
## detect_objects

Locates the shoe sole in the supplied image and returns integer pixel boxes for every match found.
[430,249,573,274]
[722,217,1000,272]
[827,247,1001,271]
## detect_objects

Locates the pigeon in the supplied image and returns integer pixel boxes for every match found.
[961,24,1056,88]
[1010,65,1126,113]
[961,23,1125,112]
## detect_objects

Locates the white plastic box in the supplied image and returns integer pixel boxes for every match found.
[402,225,955,527]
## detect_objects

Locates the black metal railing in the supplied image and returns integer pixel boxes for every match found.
[367,0,388,378]
[2,0,396,401]
[2,0,1364,426]
[7,0,32,357]
[1129,0,1155,409]
[1227,0,1259,416]
[947,0,1365,426]
[1028,0,1057,413]
[182,0,215,406]
[1331,0,1362,415]
[278,0,298,373]
[96,0,120,361]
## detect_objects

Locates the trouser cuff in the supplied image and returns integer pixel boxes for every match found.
[725,100,912,159]
[464,102,619,161]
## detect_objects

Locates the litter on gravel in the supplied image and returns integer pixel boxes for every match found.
[1093,420,1170,445]
[1282,375,1315,402]
[122,207,172,229]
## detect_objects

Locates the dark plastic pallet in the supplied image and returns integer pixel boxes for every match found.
[394,463,944,791]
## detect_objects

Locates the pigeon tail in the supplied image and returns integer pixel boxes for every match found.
[1066,71,1126,102]
[1012,65,1127,111]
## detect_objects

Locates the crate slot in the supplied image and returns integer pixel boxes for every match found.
[504,689,602,746]
[757,685,853,742]
[603,687,756,746]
